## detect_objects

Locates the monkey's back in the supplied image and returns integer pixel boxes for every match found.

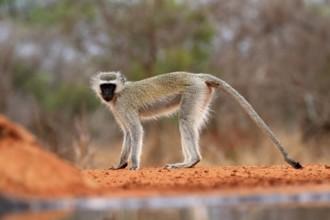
[116,72,200,109]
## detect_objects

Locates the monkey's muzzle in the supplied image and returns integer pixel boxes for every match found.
[100,83,116,102]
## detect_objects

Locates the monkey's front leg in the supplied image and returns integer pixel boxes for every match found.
[110,132,131,170]
[129,122,144,170]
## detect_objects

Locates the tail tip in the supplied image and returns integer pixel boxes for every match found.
[289,160,303,169]
[285,157,303,169]
[292,162,303,169]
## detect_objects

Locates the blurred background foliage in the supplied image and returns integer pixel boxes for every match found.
[0,0,329,168]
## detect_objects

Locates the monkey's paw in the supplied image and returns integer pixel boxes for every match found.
[129,166,139,170]
[165,159,200,169]
[109,162,128,170]
[164,163,186,169]
[164,164,176,169]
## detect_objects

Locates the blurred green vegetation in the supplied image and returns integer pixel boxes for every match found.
[12,62,98,115]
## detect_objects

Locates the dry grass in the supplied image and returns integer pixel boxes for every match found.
[87,129,330,169]
[223,131,329,166]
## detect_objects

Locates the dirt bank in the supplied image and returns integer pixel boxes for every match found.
[0,115,96,198]
[0,115,330,199]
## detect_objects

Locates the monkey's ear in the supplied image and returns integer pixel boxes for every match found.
[119,73,127,84]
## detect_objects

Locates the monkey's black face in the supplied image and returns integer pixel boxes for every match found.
[100,83,116,102]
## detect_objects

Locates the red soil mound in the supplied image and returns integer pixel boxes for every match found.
[0,115,96,198]
[0,114,330,199]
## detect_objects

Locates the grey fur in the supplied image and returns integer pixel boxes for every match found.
[91,71,302,170]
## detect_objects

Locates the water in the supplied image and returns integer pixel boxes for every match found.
[1,191,330,220]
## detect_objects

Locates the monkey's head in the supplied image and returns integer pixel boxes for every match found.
[90,71,126,102]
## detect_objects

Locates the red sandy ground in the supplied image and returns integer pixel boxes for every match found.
[0,115,330,199]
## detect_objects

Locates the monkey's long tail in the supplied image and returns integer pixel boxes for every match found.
[201,74,302,169]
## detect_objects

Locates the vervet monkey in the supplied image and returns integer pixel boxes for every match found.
[91,71,302,170]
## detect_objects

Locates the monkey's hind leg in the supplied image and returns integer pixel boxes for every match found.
[165,91,205,169]
[165,117,201,169]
